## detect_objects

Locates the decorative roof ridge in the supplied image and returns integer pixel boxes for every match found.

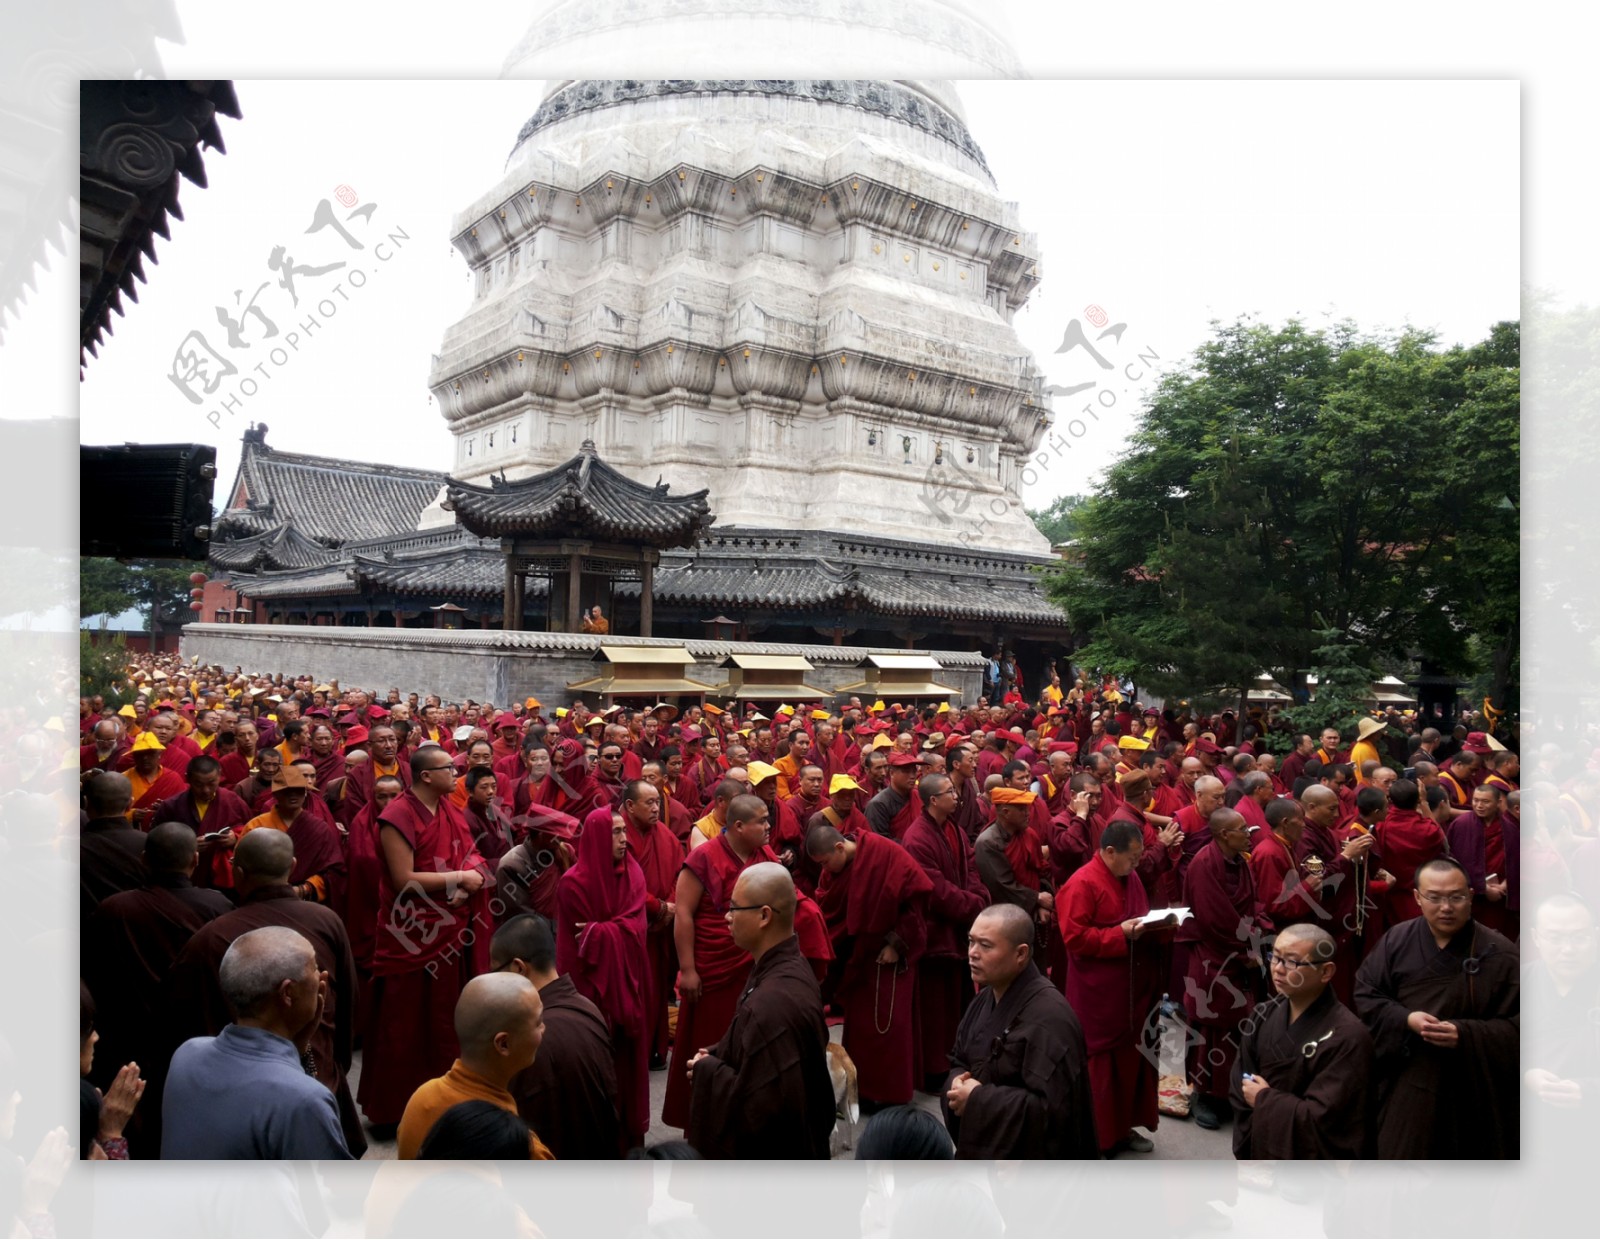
[244,439,452,485]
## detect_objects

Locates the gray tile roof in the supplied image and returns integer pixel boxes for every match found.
[445,440,711,547]
[218,433,450,545]
[351,549,545,600]
[207,523,334,572]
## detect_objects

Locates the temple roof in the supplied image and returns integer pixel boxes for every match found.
[80,80,240,366]
[210,433,1066,630]
[444,440,712,547]
[216,428,451,545]
[206,522,334,572]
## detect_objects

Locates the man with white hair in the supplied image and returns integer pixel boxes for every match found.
[161,926,352,1159]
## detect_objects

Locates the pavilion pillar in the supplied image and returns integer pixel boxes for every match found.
[567,553,583,632]
[512,571,525,627]
[503,555,517,631]
[640,560,654,638]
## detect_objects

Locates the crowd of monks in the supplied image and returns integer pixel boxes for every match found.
[74,654,1538,1164]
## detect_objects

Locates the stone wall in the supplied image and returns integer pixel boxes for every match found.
[180,624,984,706]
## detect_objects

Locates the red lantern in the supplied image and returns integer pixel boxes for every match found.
[188,601,204,612]
[190,587,205,600]
[190,572,208,586]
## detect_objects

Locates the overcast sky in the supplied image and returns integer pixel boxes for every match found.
[64,75,1518,513]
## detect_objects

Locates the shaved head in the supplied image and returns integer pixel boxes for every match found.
[974,902,1035,953]
[145,821,199,873]
[1194,775,1224,797]
[454,972,541,1053]
[735,861,796,930]
[1276,922,1337,962]
[233,828,294,881]
[1300,784,1338,813]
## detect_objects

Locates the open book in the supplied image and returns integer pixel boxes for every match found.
[1138,906,1192,927]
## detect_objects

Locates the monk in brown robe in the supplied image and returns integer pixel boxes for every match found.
[1231,923,1374,1158]
[685,862,834,1159]
[166,829,366,1156]
[491,914,623,1159]
[83,823,232,1155]
[1178,808,1271,1130]
[1057,818,1171,1156]
[944,903,1098,1159]
[81,773,157,930]
[904,772,990,1093]
[864,751,923,841]
[1354,857,1519,1158]
[663,794,778,1130]
[807,821,932,1108]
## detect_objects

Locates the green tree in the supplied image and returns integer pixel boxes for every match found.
[1027,493,1088,545]
[79,556,199,634]
[1042,318,1519,709]
[1267,627,1382,754]
[80,630,131,701]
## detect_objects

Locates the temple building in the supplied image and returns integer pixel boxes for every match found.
[206,77,1071,667]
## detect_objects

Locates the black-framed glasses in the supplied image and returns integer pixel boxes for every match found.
[423,764,456,775]
[1270,954,1319,971]
[726,903,769,915]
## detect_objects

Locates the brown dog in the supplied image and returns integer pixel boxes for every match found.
[826,1041,860,1157]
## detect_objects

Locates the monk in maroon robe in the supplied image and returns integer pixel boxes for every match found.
[166,828,366,1156]
[339,724,412,826]
[344,774,404,986]
[1297,785,1372,1005]
[1250,799,1324,930]
[80,720,130,774]
[1058,817,1170,1156]
[808,821,932,1107]
[1374,779,1448,926]
[663,794,778,1130]
[558,807,652,1150]
[234,766,348,908]
[620,779,683,1069]
[535,738,610,821]
[358,750,491,1129]
[124,734,187,829]
[1445,782,1518,937]
[151,755,253,889]
[216,720,260,787]
[1177,809,1271,1129]
[903,773,989,1092]
[461,767,516,866]
[1112,771,1185,909]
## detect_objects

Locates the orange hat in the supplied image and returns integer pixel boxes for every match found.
[990,787,1037,805]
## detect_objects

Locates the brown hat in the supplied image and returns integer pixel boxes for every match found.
[271,765,315,791]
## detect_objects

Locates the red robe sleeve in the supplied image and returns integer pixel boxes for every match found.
[1057,869,1130,959]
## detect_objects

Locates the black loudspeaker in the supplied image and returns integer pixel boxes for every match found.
[80,442,216,560]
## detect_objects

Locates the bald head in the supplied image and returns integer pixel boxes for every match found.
[735,861,796,930]
[975,902,1035,954]
[233,828,294,882]
[454,973,541,1054]
[85,771,133,817]
[1276,922,1337,963]
[1194,775,1224,797]
[1301,784,1338,813]
[145,822,199,874]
